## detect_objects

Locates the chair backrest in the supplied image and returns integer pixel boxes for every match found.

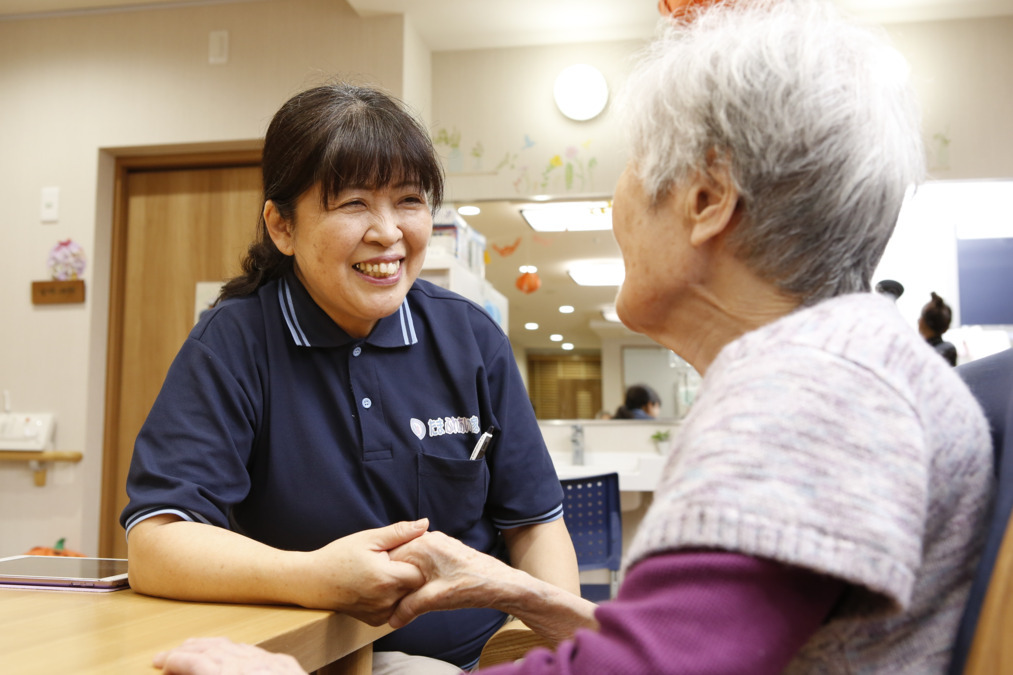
[949,348,1013,674]
[560,472,622,572]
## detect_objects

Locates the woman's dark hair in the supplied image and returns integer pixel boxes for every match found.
[220,82,444,300]
[613,384,661,419]
[920,292,953,337]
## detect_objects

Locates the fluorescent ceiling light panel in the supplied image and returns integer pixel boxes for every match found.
[568,260,625,287]
[520,201,612,232]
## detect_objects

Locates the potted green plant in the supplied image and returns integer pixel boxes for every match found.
[651,429,671,454]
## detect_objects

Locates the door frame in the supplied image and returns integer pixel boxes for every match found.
[98,149,262,557]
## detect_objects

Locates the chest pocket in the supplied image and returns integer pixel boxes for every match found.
[417,453,489,537]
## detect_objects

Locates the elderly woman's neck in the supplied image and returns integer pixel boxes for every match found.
[652,272,800,376]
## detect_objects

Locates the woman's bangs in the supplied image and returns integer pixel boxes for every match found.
[317,117,440,206]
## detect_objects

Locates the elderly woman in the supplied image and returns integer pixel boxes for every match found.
[154,1,992,673]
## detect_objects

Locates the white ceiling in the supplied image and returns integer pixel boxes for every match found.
[4,0,1013,47]
[4,0,1012,352]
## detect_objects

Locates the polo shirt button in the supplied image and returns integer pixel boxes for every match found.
[353,346,362,357]
[361,397,372,409]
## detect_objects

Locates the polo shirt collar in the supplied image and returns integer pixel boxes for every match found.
[276,271,419,349]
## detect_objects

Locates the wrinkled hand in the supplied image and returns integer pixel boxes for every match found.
[153,637,306,675]
[300,519,429,625]
[387,531,519,628]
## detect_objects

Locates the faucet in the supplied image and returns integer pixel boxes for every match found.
[570,424,585,466]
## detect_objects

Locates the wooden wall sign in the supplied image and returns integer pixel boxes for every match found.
[32,279,85,305]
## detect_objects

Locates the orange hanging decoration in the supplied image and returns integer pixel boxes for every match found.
[658,0,726,21]
[515,271,542,294]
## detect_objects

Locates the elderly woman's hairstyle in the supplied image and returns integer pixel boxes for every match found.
[921,292,953,336]
[618,0,925,303]
[221,82,444,299]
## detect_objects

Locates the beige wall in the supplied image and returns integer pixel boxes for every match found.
[1,5,1012,557]
[0,0,412,556]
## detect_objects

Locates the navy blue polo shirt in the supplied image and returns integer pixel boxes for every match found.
[121,270,563,668]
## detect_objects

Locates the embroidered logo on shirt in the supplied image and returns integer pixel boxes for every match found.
[423,415,481,438]
[410,418,427,440]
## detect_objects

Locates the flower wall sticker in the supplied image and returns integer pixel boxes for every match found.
[434,126,599,195]
[48,239,86,280]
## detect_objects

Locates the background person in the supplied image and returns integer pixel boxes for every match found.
[612,384,661,419]
[123,82,578,674]
[920,291,959,366]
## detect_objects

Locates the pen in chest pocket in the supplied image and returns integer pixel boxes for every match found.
[469,426,496,460]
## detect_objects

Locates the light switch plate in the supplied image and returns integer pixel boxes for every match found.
[40,186,59,223]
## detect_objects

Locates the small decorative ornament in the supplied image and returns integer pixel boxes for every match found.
[515,271,542,294]
[47,239,86,281]
[658,0,725,21]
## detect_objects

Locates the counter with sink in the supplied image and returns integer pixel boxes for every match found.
[538,419,680,494]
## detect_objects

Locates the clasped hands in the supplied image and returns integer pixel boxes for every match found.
[309,517,515,628]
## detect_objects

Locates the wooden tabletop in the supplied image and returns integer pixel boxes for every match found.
[0,586,391,674]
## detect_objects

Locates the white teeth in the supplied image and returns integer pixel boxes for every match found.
[354,260,401,278]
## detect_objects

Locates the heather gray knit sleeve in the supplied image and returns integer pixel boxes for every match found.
[625,343,925,612]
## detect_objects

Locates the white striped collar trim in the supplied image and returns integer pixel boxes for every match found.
[278,278,311,347]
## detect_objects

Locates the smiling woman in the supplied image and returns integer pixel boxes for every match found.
[120,81,578,673]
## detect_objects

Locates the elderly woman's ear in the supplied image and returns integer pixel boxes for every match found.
[685,159,740,248]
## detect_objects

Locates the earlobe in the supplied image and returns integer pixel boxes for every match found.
[688,162,740,248]
[263,201,295,256]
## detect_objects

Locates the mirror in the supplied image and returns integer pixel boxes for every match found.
[621,346,701,420]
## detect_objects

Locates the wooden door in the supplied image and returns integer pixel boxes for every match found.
[100,154,262,557]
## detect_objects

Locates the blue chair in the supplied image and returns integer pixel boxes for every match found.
[560,472,623,601]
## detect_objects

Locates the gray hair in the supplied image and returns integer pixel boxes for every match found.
[617,0,925,303]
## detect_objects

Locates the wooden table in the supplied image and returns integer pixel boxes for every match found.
[0,587,390,674]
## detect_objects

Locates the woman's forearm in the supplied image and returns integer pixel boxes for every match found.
[502,519,581,597]
[495,568,600,643]
[128,514,428,625]
[127,515,312,606]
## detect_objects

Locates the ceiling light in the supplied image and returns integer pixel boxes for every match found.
[601,308,621,323]
[559,305,574,314]
[457,205,481,216]
[562,343,575,351]
[531,194,552,202]
[550,334,563,342]
[520,201,611,232]
[518,265,538,274]
[553,64,609,122]
[568,260,625,286]
[524,322,539,330]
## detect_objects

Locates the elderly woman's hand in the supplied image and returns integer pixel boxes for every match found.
[387,531,518,627]
[154,637,306,675]
[390,531,600,643]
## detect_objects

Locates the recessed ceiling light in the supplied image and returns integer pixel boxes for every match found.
[457,205,481,216]
[601,308,621,323]
[518,265,538,274]
[550,334,563,342]
[568,260,625,286]
[520,201,612,232]
[562,343,575,351]
[524,322,539,330]
[531,194,552,202]
[559,305,574,314]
